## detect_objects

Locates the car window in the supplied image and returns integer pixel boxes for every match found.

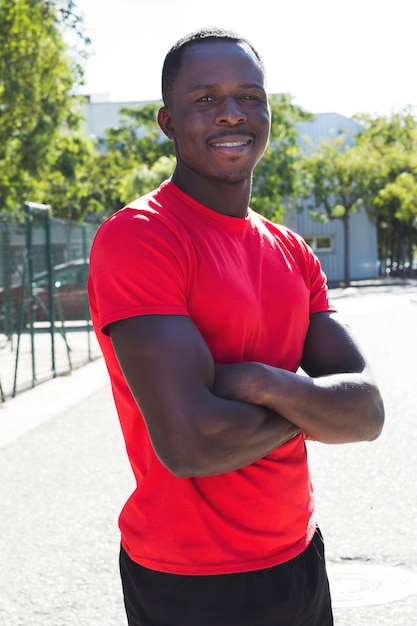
[33,264,86,290]
[54,267,80,288]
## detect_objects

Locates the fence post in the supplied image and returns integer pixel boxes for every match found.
[44,206,56,375]
[22,203,52,388]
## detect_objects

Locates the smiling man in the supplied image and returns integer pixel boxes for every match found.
[88,27,384,626]
[158,35,270,197]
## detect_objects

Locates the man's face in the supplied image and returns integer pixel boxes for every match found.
[159,40,271,186]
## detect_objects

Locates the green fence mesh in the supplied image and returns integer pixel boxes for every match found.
[0,206,101,400]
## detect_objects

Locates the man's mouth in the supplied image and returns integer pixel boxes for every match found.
[210,140,250,148]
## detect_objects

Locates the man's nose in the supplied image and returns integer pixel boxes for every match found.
[215,97,247,125]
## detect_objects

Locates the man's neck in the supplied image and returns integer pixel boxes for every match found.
[171,168,252,218]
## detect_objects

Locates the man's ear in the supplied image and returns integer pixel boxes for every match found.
[158,107,175,140]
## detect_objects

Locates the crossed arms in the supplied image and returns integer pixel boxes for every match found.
[109,311,384,478]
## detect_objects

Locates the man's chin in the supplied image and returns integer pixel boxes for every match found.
[214,170,252,184]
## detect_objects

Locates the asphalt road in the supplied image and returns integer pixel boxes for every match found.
[309,281,417,625]
[0,281,416,625]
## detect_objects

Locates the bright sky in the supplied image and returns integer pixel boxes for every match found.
[77,0,417,118]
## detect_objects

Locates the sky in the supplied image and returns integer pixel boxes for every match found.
[76,0,417,119]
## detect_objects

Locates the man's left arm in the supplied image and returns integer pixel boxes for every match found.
[214,311,385,444]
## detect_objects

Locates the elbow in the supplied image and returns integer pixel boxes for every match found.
[145,411,228,478]
[161,454,204,479]
[168,465,207,479]
[153,447,201,479]
[160,457,215,479]
[151,436,217,479]
[155,437,239,478]
[365,394,385,441]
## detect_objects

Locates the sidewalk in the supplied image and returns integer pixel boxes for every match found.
[0,356,108,449]
[0,372,132,626]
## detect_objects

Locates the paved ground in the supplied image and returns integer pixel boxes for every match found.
[309,279,417,624]
[0,279,416,625]
[0,366,132,626]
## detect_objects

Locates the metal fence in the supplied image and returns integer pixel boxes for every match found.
[0,204,101,401]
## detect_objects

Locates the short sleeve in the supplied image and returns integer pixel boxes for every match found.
[88,207,190,335]
[306,245,337,315]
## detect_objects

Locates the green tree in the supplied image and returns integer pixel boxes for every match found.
[0,0,90,213]
[115,103,175,167]
[354,109,417,153]
[35,130,100,220]
[374,170,417,275]
[251,94,313,222]
[91,103,175,215]
[355,109,417,275]
[300,134,378,284]
[121,156,177,203]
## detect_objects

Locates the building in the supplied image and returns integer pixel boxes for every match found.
[82,95,151,147]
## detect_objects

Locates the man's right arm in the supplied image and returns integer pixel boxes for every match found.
[109,314,299,478]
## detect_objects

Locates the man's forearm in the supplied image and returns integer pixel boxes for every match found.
[172,396,301,478]
[214,362,384,444]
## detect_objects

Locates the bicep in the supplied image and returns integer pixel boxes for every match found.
[109,314,216,467]
[301,311,367,377]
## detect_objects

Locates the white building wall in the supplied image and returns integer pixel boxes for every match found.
[82,99,149,140]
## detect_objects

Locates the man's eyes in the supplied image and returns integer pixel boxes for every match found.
[196,94,261,103]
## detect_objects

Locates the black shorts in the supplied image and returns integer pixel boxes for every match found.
[119,528,333,626]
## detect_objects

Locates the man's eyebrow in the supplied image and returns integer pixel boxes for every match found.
[188,83,217,91]
[189,82,265,91]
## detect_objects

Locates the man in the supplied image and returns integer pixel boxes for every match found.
[88,27,384,626]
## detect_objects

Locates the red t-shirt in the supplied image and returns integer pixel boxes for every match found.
[88,180,337,575]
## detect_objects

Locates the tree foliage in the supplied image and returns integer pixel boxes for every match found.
[0,0,90,214]
[251,94,313,222]
[36,131,99,220]
[355,109,417,276]
[300,109,417,281]
[300,135,379,283]
[89,103,176,214]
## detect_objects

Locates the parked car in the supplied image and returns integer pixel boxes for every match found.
[0,259,90,329]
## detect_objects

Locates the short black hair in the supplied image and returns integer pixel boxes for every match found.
[161,27,265,106]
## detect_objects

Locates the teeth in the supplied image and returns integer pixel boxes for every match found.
[212,141,247,147]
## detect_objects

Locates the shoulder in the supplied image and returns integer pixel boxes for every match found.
[250,211,313,259]
[249,211,334,310]
[92,181,188,251]
[98,180,174,228]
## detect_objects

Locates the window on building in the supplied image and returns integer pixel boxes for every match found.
[304,236,333,252]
